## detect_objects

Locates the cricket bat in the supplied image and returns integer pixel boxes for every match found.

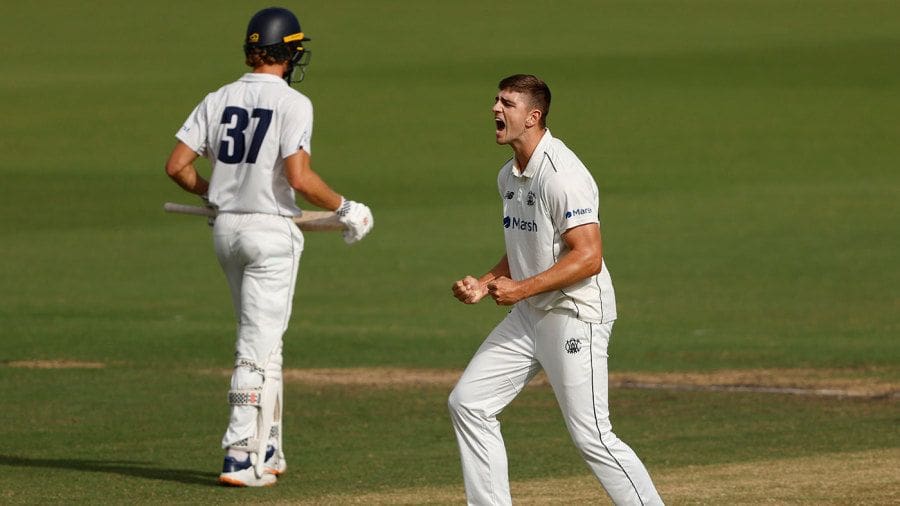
[163,202,344,231]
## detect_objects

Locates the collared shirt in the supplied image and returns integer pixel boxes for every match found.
[497,129,617,323]
[176,73,313,216]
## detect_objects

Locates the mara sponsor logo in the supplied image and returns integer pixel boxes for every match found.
[503,216,538,232]
[564,208,593,219]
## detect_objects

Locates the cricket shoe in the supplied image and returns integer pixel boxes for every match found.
[265,446,287,475]
[218,449,278,487]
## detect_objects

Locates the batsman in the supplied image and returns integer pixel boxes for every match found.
[449,75,663,505]
[164,7,373,487]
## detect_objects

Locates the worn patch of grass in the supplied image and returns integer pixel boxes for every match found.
[1,367,896,503]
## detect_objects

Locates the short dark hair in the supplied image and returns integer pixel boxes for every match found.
[498,74,551,128]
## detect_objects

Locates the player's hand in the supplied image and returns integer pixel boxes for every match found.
[336,198,373,244]
[487,277,522,306]
[452,276,486,304]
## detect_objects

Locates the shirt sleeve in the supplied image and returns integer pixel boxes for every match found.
[543,169,599,236]
[175,99,209,156]
[280,96,313,158]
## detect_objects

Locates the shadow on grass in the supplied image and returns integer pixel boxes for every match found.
[0,455,219,487]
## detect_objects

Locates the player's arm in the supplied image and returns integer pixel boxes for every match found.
[165,141,209,196]
[487,223,602,306]
[283,149,343,210]
[284,149,373,244]
[452,255,511,304]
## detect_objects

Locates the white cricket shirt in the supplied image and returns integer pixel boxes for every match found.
[498,129,617,323]
[176,73,313,216]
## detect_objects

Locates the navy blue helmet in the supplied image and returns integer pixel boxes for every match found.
[244,7,311,84]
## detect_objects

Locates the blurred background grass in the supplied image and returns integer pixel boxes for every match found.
[1,0,896,372]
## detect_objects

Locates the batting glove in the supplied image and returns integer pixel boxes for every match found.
[335,198,373,244]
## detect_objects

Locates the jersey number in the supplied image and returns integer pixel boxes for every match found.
[218,107,273,164]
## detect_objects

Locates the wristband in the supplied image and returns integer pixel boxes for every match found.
[336,197,351,217]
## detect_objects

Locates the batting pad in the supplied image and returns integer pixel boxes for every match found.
[228,389,264,406]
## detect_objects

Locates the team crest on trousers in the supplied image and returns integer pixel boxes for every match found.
[564,338,581,354]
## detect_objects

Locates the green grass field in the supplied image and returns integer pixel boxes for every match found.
[1,1,898,503]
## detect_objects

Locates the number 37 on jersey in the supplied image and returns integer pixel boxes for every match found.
[218,106,273,164]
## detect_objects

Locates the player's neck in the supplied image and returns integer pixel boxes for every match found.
[252,62,289,79]
[511,128,546,172]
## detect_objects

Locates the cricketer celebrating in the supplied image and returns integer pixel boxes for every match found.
[449,75,663,505]
[165,7,373,487]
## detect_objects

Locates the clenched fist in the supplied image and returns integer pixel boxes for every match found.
[452,276,486,304]
[487,277,523,306]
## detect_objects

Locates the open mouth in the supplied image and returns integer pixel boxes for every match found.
[495,118,506,131]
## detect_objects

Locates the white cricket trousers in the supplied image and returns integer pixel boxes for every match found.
[448,302,663,506]
[213,213,304,449]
